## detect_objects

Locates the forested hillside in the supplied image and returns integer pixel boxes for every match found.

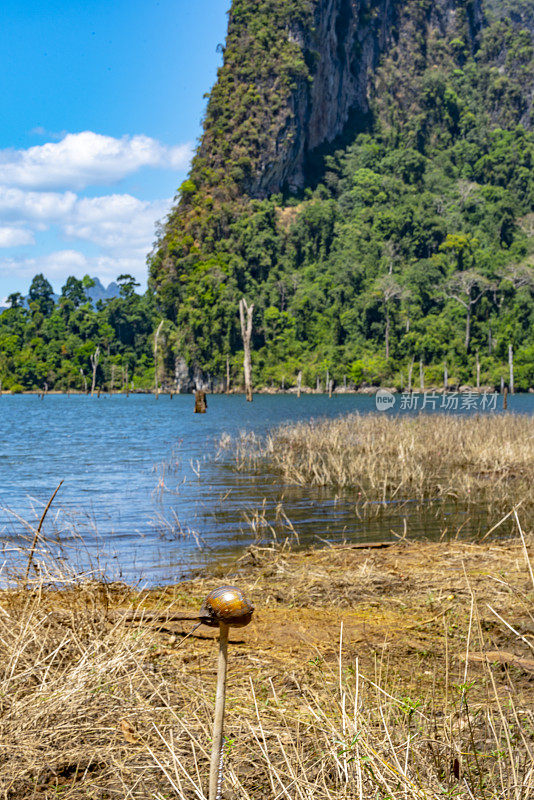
[2,0,534,393]
[149,0,534,391]
[0,275,157,392]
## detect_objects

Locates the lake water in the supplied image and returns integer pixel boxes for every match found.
[1,392,533,585]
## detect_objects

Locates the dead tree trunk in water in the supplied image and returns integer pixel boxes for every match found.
[154,320,164,399]
[226,356,230,394]
[509,344,514,394]
[239,298,254,402]
[194,390,207,413]
[297,370,302,398]
[90,347,100,396]
[408,357,415,393]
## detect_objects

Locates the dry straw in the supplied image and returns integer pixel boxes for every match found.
[233,412,534,516]
[0,457,532,798]
[0,509,531,798]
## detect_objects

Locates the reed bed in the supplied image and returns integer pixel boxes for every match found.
[232,413,534,516]
[0,517,532,799]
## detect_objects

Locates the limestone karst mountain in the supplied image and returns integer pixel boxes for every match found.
[149,0,534,390]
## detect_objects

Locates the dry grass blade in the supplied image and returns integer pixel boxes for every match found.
[515,509,534,589]
[24,480,64,584]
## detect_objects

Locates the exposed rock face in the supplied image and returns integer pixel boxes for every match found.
[174,356,224,393]
[197,0,484,198]
[273,0,399,193]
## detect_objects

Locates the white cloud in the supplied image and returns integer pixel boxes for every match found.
[0,131,193,190]
[0,129,190,292]
[0,227,35,247]
[29,126,67,140]
[0,185,170,251]
[63,194,170,252]
[0,186,171,287]
[0,186,77,224]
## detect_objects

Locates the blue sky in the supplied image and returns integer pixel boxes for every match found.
[0,0,231,298]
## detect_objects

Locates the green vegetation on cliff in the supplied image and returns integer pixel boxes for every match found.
[149,0,534,390]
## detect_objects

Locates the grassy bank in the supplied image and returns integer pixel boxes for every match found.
[0,528,533,799]
[234,413,534,518]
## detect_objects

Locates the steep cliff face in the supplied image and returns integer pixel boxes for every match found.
[148,0,534,388]
[252,0,400,195]
[194,0,483,198]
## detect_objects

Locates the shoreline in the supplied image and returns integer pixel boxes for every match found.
[3,386,534,396]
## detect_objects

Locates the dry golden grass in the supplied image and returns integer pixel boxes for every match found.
[233,413,534,516]
[0,516,532,799]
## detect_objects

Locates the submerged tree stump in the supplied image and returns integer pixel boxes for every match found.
[194,390,208,413]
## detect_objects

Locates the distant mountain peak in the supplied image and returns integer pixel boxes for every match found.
[86,277,119,303]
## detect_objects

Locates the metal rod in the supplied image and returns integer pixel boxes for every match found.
[209,622,229,800]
